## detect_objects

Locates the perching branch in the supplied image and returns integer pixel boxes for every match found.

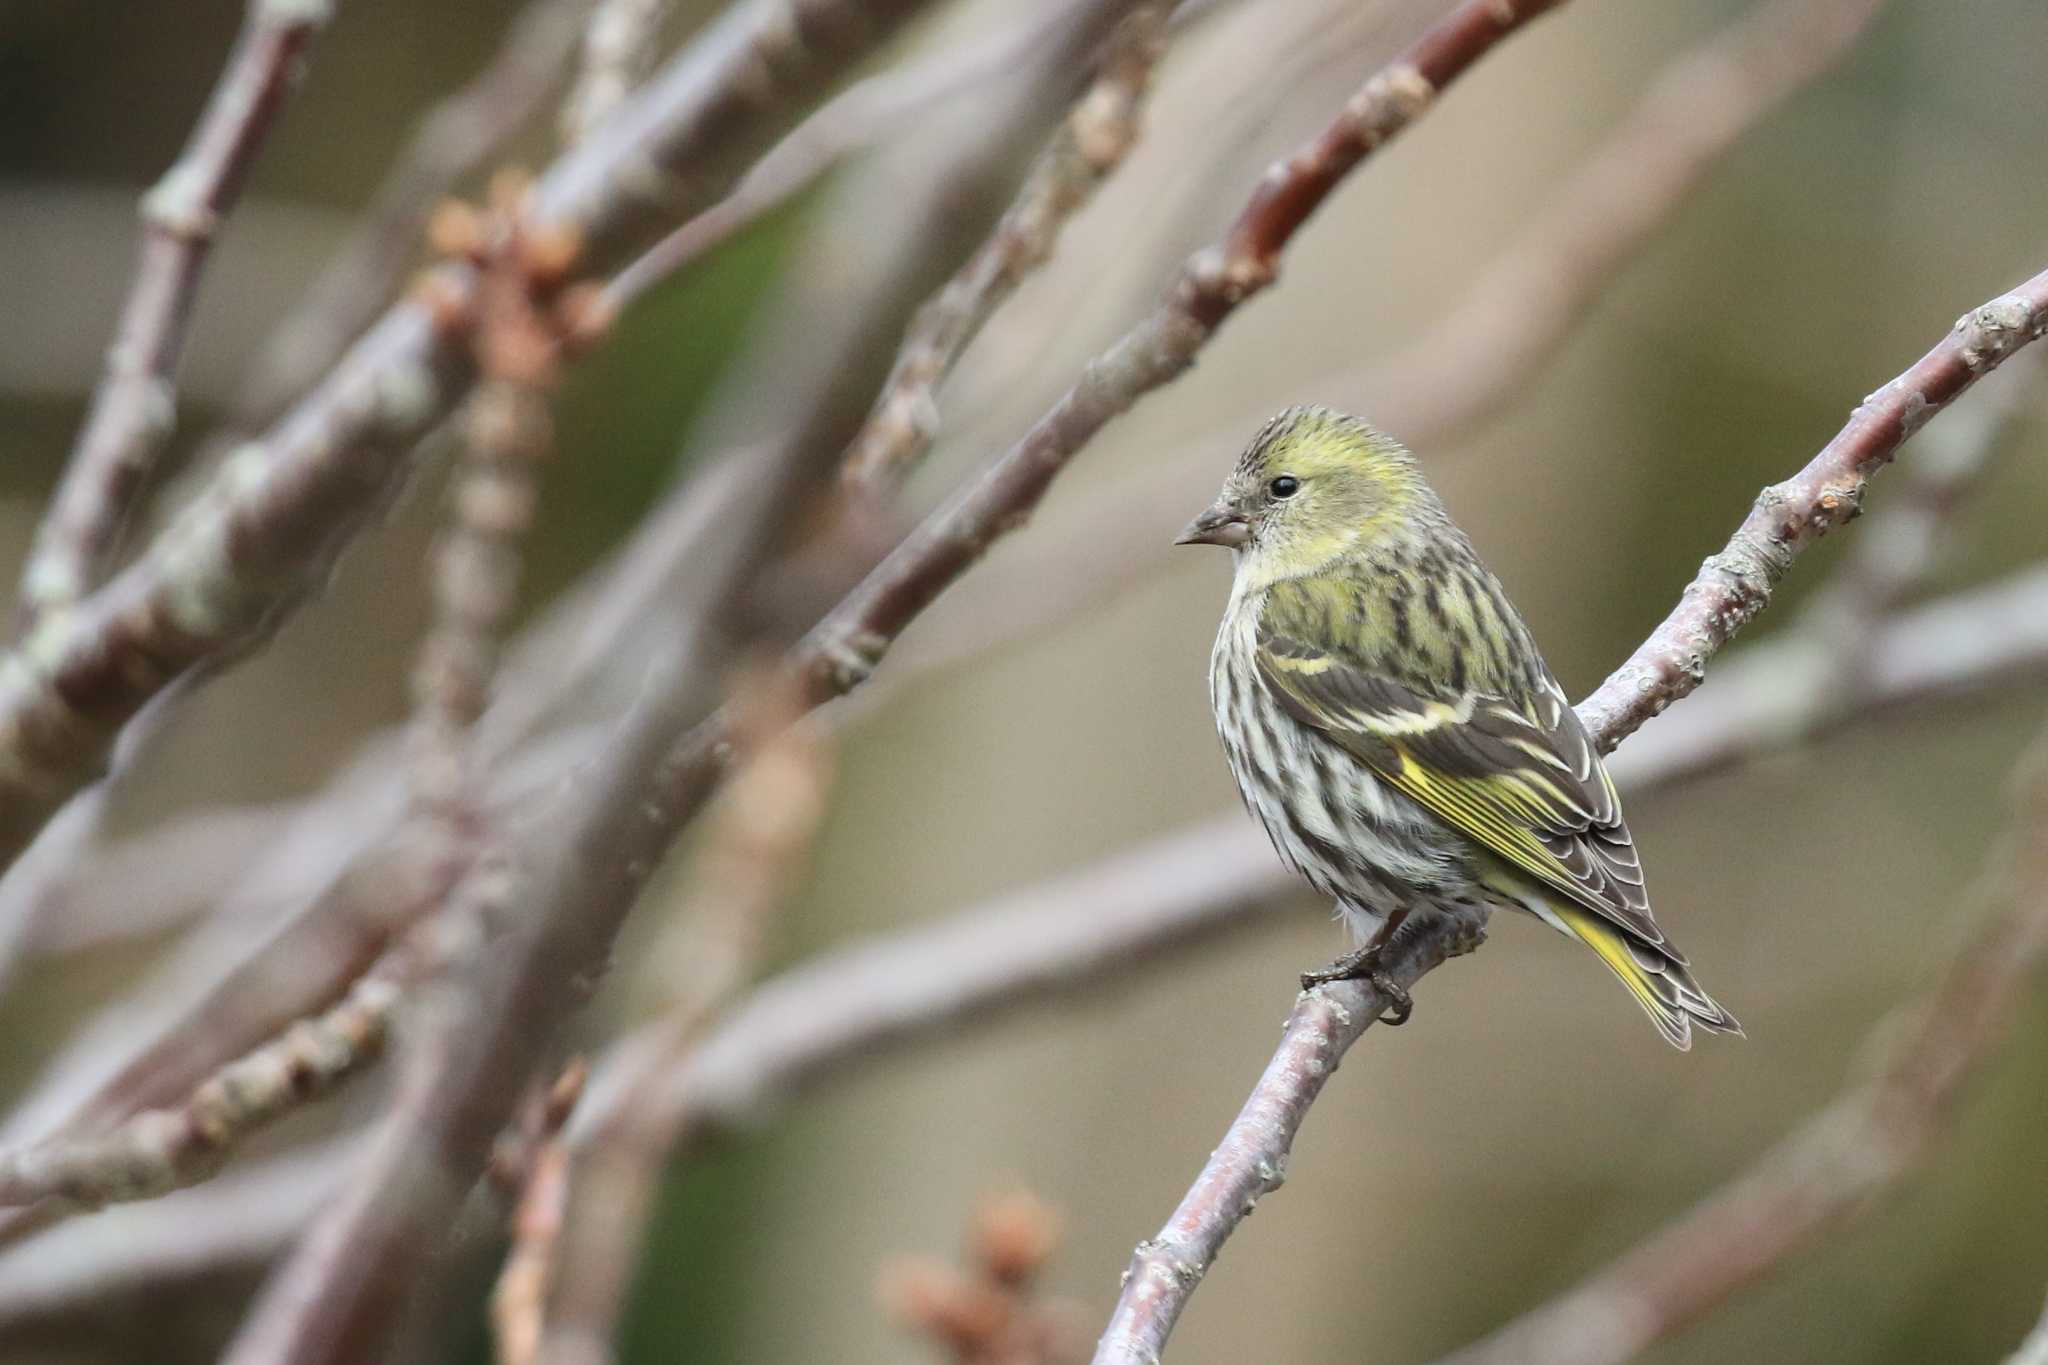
[1576,265,2048,749]
[17,0,335,624]
[1426,725,2048,1365]
[215,11,1154,1360]
[646,0,1573,842]
[1088,267,2048,1363]
[569,555,2048,1169]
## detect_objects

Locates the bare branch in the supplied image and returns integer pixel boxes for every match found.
[0,0,953,884]
[1426,728,2048,1365]
[0,1136,362,1334]
[0,974,392,1209]
[604,0,1126,311]
[1366,0,1889,444]
[537,676,834,1365]
[840,4,1173,492]
[489,1063,585,1365]
[1788,352,2035,705]
[17,0,335,625]
[1577,265,2048,748]
[1089,262,2048,1360]
[233,0,595,431]
[570,561,2048,1163]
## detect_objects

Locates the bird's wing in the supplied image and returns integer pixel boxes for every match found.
[1254,622,1669,950]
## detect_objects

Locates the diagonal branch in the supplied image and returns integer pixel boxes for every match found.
[17,0,336,626]
[648,0,1574,839]
[1577,267,2048,748]
[232,0,595,432]
[1088,264,2048,1364]
[0,0,952,885]
[573,558,2048,1175]
[839,3,1174,492]
[1365,0,1890,444]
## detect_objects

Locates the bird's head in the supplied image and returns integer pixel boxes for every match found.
[1176,406,1434,584]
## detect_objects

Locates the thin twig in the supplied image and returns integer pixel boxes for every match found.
[840,4,1174,492]
[1788,352,2035,706]
[0,974,394,1209]
[17,0,335,626]
[232,0,595,432]
[646,0,1574,841]
[1364,0,1890,445]
[490,1063,586,1365]
[572,550,2048,1164]
[1089,266,2048,1361]
[536,672,834,1365]
[1426,726,2048,1365]
[0,0,952,886]
[603,0,1108,311]
[0,1136,364,1334]
[1577,267,2048,748]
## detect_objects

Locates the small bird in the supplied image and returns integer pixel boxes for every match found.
[1178,406,1739,1048]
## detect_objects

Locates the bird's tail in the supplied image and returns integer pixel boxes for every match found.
[1548,904,1742,1050]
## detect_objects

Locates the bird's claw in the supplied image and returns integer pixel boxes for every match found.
[1370,972,1412,1025]
[1299,955,1413,1026]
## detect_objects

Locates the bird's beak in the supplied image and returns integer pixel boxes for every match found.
[1175,501,1249,549]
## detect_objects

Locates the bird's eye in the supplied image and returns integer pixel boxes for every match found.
[1268,475,1300,499]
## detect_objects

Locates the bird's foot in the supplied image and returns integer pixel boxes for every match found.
[1299,951,1412,1026]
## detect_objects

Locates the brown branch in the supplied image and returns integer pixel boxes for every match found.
[0,0,952,885]
[214,10,1147,1359]
[1426,727,2048,1365]
[603,0,1126,311]
[536,674,834,1365]
[644,0,1572,843]
[1788,351,2034,705]
[1090,266,2048,1360]
[0,973,393,1209]
[0,1136,363,1334]
[573,559,2048,1160]
[17,0,334,626]
[840,4,1173,492]
[232,0,594,432]
[489,1063,585,1365]
[1366,0,1889,444]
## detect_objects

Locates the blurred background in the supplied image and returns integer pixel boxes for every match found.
[2,0,2046,1361]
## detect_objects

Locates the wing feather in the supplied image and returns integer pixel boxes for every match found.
[1255,622,1669,951]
